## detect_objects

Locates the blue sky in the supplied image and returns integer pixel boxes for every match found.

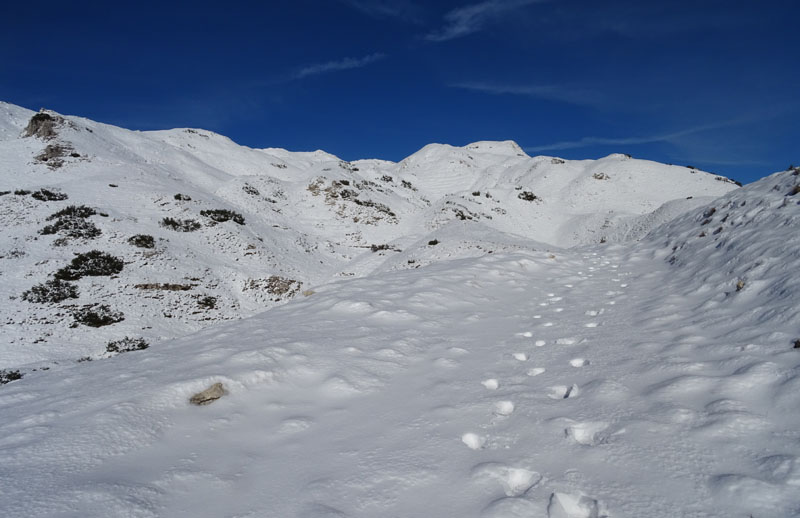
[2,0,798,183]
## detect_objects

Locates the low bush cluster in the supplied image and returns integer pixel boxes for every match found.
[106,337,149,354]
[72,304,124,327]
[0,369,23,385]
[31,188,68,201]
[22,279,79,303]
[40,205,101,239]
[128,234,155,248]
[174,193,192,201]
[160,217,201,232]
[518,191,539,202]
[200,209,245,225]
[54,250,124,281]
[197,295,217,309]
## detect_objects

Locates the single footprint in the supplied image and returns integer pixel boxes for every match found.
[527,367,546,376]
[493,401,515,416]
[548,384,580,399]
[471,462,542,497]
[569,358,589,367]
[565,421,609,445]
[513,352,528,361]
[462,433,487,450]
[547,492,603,518]
[482,379,500,390]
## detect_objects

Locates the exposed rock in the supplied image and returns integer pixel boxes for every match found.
[189,382,227,405]
[22,111,64,140]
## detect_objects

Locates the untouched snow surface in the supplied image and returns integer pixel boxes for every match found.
[1,160,799,517]
[0,103,738,366]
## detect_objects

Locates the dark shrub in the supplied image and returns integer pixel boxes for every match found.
[46,205,96,220]
[518,191,539,202]
[0,369,23,385]
[198,295,217,309]
[106,337,149,354]
[381,175,393,183]
[14,189,31,195]
[72,304,124,327]
[128,234,155,248]
[428,239,439,246]
[40,217,101,239]
[200,209,245,225]
[371,244,390,252]
[22,279,79,303]
[160,217,201,232]
[0,191,10,196]
[174,193,192,201]
[242,184,259,196]
[31,188,68,201]
[54,250,124,281]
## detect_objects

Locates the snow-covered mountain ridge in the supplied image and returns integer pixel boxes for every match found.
[0,102,740,367]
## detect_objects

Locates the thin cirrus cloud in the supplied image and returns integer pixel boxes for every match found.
[292,53,387,80]
[451,82,606,108]
[426,0,547,42]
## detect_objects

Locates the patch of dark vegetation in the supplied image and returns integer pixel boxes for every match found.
[174,193,192,201]
[14,189,31,195]
[31,188,68,201]
[160,217,201,232]
[245,276,302,301]
[0,369,23,385]
[134,283,193,291]
[54,250,124,281]
[518,191,539,202]
[350,198,396,217]
[592,172,610,180]
[370,244,400,253]
[242,184,260,196]
[788,185,800,196]
[47,205,96,220]
[128,234,155,248]
[715,175,743,187]
[428,239,439,246]
[793,339,800,349]
[106,337,149,354]
[109,184,118,188]
[72,304,124,327]
[400,180,416,190]
[0,191,10,196]
[22,279,79,303]
[551,158,565,165]
[23,112,62,140]
[381,175,393,183]
[200,209,245,225]
[70,152,80,158]
[472,191,481,196]
[197,295,217,309]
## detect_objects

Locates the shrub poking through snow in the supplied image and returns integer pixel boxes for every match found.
[128,234,155,248]
[518,191,539,202]
[200,209,245,225]
[54,250,124,281]
[160,217,201,232]
[174,193,192,201]
[40,205,101,239]
[22,279,79,303]
[242,184,260,196]
[198,295,217,309]
[72,304,124,327]
[31,188,68,201]
[47,205,96,220]
[428,239,439,246]
[106,337,149,354]
[14,189,31,195]
[0,369,23,385]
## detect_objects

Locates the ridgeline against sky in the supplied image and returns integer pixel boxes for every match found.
[2,0,798,184]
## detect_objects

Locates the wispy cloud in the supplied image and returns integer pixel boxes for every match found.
[292,53,386,80]
[524,120,743,153]
[451,82,605,108]
[426,0,546,42]
[340,0,423,23]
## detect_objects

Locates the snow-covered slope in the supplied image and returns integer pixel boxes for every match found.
[0,103,739,367]
[0,167,798,517]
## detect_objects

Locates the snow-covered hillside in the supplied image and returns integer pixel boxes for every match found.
[0,103,739,367]
[1,163,798,517]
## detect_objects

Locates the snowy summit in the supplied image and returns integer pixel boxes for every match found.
[1,103,799,517]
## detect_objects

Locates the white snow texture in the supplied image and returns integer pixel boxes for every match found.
[1,102,799,517]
